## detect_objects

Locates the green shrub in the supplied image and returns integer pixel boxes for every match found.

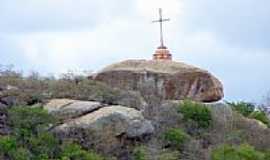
[8,106,56,144]
[9,147,31,160]
[178,100,212,128]
[265,151,270,160]
[237,144,265,160]
[46,79,120,105]
[227,101,270,128]
[0,136,31,160]
[227,101,255,117]
[2,106,105,160]
[0,136,17,154]
[163,128,189,149]
[133,146,181,160]
[157,150,180,160]
[133,146,148,160]
[60,143,104,160]
[249,111,270,127]
[28,132,60,158]
[211,144,265,160]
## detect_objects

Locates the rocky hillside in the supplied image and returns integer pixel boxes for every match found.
[0,65,270,160]
[41,98,270,160]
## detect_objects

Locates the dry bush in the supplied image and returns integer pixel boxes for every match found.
[0,67,145,109]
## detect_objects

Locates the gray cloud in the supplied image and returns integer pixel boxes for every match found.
[0,0,269,102]
[180,0,270,49]
[0,0,136,33]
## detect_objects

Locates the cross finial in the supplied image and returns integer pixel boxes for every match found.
[152,8,170,49]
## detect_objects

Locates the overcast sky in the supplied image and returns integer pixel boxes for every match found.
[0,0,269,103]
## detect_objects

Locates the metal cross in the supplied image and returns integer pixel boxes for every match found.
[152,8,170,49]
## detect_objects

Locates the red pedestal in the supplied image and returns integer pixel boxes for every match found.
[153,48,172,60]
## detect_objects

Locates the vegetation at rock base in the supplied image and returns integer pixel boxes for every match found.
[265,151,270,160]
[211,144,268,160]
[60,143,105,160]
[157,150,180,160]
[133,146,148,160]
[249,111,270,127]
[0,106,105,160]
[227,101,255,117]
[163,128,190,149]
[132,145,180,160]
[0,67,143,109]
[178,100,212,129]
[227,101,270,127]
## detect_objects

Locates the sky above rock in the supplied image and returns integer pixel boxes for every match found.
[0,0,269,103]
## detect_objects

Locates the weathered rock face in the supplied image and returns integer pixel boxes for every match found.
[44,99,154,141]
[44,99,104,120]
[93,60,224,102]
[44,99,154,155]
[54,105,154,138]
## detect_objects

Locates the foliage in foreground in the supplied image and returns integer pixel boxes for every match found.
[133,145,180,160]
[0,106,104,160]
[133,146,148,160]
[157,150,180,160]
[211,143,269,160]
[178,100,212,129]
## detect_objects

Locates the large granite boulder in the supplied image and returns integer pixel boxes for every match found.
[54,105,154,138]
[44,99,154,155]
[92,60,224,102]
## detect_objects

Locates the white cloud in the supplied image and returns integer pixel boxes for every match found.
[136,0,184,18]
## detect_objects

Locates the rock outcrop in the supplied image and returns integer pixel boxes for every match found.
[44,99,154,157]
[93,60,224,102]
[44,99,104,120]
[44,99,154,154]
[54,105,154,138]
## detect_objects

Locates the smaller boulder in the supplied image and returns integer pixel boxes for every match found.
[0,96,17,106]
[44,99,103,120]
[0,102,7,110]
[55,105,154,138]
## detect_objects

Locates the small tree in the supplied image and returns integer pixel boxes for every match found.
[178,100,212,129]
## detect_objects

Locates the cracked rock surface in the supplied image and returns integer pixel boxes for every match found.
[44,99,154,141]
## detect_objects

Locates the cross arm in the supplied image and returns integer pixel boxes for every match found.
[152,18,170,23]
